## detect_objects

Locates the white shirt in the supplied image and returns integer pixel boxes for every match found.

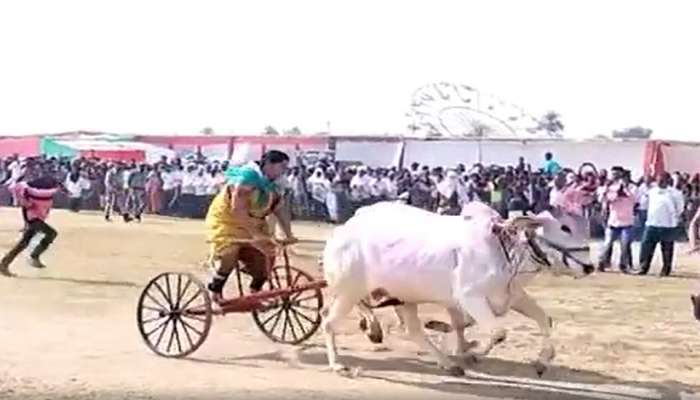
[192,174,209,196]
[171,170,185,187]
[181,172,196,194]
[646,187,684,228]
[161,171,175,191]
[207,174,225,195]
[122,169,132,190]
[65,176,91,198]
[636,183,651,211]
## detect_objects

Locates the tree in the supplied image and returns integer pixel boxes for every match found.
[537,111,565,137]
[469,121,493,138]
[612,126,653,139]
[284,126,302,136]
[263,125,279,136]
[200,127,215,135]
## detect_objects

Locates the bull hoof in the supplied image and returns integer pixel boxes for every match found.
[446,365,465,377]
[533,361,547,377]
[331,364,352,376]
[359,318,368,332]
[425,320,453,333]
[367,330,383,344]
[463,354,479,364]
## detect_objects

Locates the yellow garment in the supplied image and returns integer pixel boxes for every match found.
[205,185,278,257]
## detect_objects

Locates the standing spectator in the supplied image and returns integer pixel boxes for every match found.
[635,175,654,239]
[64,167,90,212]
[638,172,685,277]
[103,163,123,221]
[598,179,636,273]
[146,165,164,214]
[436,170,466,215]
[287,167,308,218]
[409,170,434,211]
[168,164,185,214]
[307,168,331,219]
[490,176,510,219]
[125,164,147,222]
[543,152,562,176]
[161,165,176,215]
[350,168,371,204]
[179,164,197,218]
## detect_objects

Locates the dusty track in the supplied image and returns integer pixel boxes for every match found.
[1,208,699,399]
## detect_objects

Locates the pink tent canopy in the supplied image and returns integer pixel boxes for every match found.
[0,136,42,157]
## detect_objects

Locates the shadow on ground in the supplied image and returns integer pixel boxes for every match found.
[188,345,699,400]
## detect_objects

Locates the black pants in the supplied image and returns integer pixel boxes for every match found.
[1,219,58,264]
[638,226,676,276]
[68,197,82,212]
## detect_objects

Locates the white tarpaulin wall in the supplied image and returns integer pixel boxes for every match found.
[230,143,263,166]
[200,143,230,161]
[268,142,328,166]
[403,140,478,167]
[335,140,404,167]
[662,142,700,174]
[403,139,647,178]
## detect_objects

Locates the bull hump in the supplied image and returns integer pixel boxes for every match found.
[370,288,391,300]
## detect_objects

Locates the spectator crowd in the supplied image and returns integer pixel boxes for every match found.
[2,150,700,276]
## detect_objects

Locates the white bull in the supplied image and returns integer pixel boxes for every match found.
[321,201,593,376]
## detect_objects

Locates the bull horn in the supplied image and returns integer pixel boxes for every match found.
[505,216,544,230]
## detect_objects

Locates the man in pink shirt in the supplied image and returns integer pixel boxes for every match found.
[1,174,63,277]
[598,177,636,273]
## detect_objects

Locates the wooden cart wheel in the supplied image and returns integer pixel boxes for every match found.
[252,265,323,345]
[136,272,212,358]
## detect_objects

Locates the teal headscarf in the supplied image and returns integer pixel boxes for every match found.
[224,163,277,206]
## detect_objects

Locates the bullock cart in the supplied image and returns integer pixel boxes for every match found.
[136,240,327,358]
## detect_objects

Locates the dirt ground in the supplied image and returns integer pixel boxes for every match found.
[1,208,699,400]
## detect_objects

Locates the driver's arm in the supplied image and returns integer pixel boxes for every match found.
[272,194,295,241]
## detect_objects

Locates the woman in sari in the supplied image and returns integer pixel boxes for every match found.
[204,150,297,303]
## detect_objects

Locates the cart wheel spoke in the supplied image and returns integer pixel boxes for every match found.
[284,308,299,342]
[268,308,285,335]
[176,317,195,349]
[174,274,183,309]
[144,292,169,311]
[251,265,324,345]
[153,317,170,349]
[180,288,203,311]
[289,307,309,336]
[141,314,168,324]
[290,306,316,325]
[290,272,302,287]
[260,308,281,326]
[137,273,212,358]
[165,274,174,309]
[146,316,170,337]
[291,303,320,312]
[272,267,283,289]
[153,280,173,310]
[171,318,183,354]
[291,294,320,304]
[179,317,205,337]
[280,309,290,341]
[180,313,208,324]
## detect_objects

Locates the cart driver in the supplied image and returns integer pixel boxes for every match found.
[205,150,298,303]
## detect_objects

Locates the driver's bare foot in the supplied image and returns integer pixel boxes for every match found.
[211,292,224,304]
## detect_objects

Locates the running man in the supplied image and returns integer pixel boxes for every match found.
[1,173,63,276]
[204,150,297,303]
